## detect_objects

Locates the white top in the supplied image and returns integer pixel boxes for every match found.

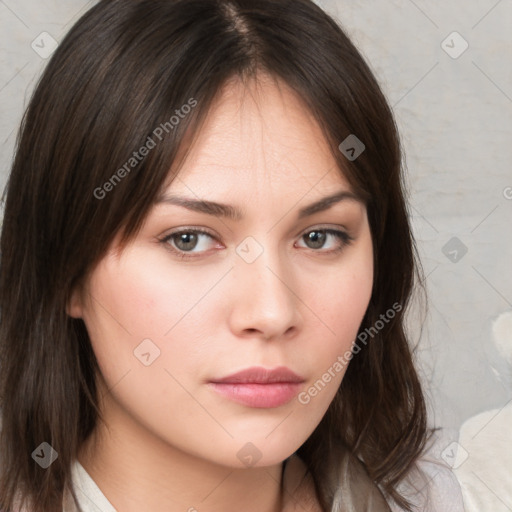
[64,460,117,512]
[454,405,512,512]
[62,430,466,511]
[387,428,466,512]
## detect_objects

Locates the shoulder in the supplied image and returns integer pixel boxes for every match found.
[283,449,392,511]
[388,428,466,512]
[454,405,512,512]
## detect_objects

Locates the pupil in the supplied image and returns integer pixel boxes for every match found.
[307,230,326,249]
[176,232,197,251]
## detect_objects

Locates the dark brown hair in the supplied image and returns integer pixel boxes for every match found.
[0,0,428,510]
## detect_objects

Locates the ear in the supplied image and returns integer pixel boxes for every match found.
[66,287,84,318]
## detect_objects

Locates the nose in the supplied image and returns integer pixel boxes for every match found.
[227,242,303,341]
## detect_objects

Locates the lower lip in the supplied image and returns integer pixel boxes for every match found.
[208,382,303,408]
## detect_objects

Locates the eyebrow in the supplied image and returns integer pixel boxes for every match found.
[156,189,362,221]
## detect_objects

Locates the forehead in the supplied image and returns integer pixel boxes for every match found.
[170,73,352,195]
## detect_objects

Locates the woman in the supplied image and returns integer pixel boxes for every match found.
[0,0,462,510]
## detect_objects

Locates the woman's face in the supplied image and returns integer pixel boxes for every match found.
[70,75,373,468]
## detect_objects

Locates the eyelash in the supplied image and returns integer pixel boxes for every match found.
[160,226,354,260]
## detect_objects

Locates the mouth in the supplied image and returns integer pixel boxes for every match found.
[208,366,305,408]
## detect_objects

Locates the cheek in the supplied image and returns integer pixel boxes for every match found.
[312,243,373,335]
[292,256,373,432]
[303,242,373,382]
[81,250,219,385]
[80,253,221,442]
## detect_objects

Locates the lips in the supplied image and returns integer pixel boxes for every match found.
[208,366,305,408]
[210,366,304,384]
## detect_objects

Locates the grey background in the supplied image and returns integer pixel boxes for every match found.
[1,0,511,432]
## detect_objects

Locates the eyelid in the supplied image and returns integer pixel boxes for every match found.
[296,223,352,240]
[161,225,218,239]
[294,225,354,252]
[160,226,220,246]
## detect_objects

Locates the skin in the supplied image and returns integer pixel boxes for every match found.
[69,73,374,512]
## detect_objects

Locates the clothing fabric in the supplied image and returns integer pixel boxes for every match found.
[454,405,512,512]
[387,428,466,512]
[63,460,116,512]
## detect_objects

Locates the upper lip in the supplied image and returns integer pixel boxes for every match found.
[210,366,304,384]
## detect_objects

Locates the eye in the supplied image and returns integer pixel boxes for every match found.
[160,226,354,260]
[161,228,219,258]
[296,227,354,253]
